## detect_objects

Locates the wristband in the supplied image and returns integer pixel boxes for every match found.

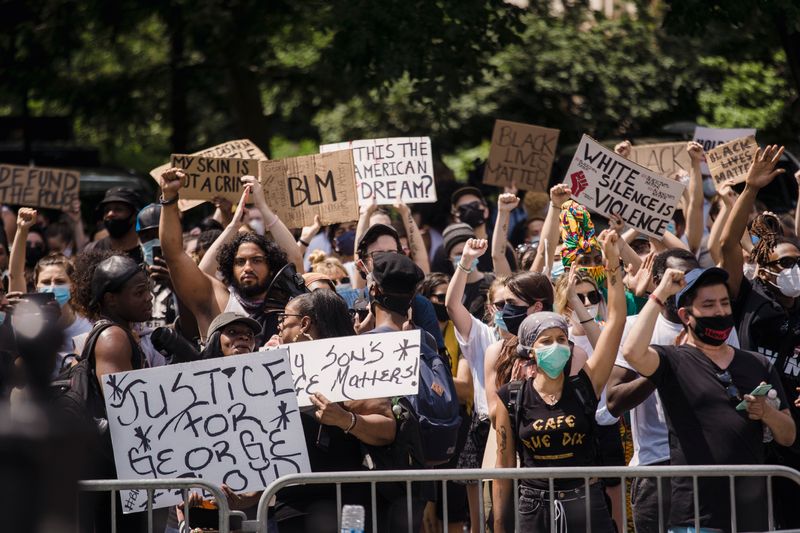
[298,238,310,247]
[648,293,666,309]
[159,194,179,206]
[265,214,280,230]
[551,203,561,210]
[344,412,357,434]
[457,262,473,274]
[579,317,594,324]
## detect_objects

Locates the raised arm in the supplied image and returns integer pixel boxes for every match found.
[583,230,626,396]
[622,268,685,376]
[794,170,800,237]
[296,215,322,254]
[66,199,88,252]
[353,200,378,290]
[607,213,642,276]
[606,365,657,417]
[708,185,736,265]
[445,238,488,338]
[565,265,601,348]
[684,142,705,253]
[8,207,36,293]
[720,145,785,298]
[199,186,250,276]
[247,175,304,273]
[492,193,518,278]
[492,398,516,533]
[531,184,571,273]
[395,202,429,274]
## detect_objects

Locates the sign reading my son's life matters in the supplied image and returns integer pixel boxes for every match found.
[564,135,686,239]
[103,349,310,513]
[259,149,359,229]
[269,329,422,407]
[483,120,560,191]
[319,137,436,204]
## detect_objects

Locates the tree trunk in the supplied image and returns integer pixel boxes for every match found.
[226,66,271,158]
[168,2,188,152]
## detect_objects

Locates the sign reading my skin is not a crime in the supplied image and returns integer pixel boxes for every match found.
[169,154,259,204]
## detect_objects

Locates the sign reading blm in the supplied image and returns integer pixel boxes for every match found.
[278,329,422,407]
[563,135,686,240]
[484,120,560,191]
[259,149,359,229]
[320,137,436,205]
[0,163,80,211]
[103,349,310,513]
[170,154,259,204]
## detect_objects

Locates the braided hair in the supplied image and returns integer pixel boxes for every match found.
[748,212,786,266]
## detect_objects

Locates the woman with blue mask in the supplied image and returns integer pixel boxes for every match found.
[492,229,626,533]
[8,207,92,375]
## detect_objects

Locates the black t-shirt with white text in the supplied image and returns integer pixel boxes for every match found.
[648,343,788,531]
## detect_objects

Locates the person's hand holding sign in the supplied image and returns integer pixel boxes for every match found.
[745,145,785,191]
[614,140,632,159]
[309,392,355,430]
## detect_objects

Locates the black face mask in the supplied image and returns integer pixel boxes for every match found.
[457,201,486,229]
[25,243,46,268]
[688,312,734,346]
[432,302,449,322]
[501,302,529,336]
[104,216,134,239]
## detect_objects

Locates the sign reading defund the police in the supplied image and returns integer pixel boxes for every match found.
[170,154,259,205]
[276,329,422,407]
[320,137,436,204]
[103,349,310,513]
[0,163,80,210]
[259,149,359,229]
[564,135,686,240]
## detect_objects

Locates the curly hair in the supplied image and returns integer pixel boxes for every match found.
[309,251,348,281]
[216,233,288,287]
[71,248,116,320]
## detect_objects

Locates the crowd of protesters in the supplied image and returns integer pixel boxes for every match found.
[1,139,800,533]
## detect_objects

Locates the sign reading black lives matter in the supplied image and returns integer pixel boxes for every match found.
[269,330,422,406]
[170,154,259,205]
[103,349,310,513]
[320,137,436,204]
[484,120,560,192]
[564,135,686,240]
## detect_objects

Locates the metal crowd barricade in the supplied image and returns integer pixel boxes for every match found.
[78,478,232,533]
[252,464,800,533]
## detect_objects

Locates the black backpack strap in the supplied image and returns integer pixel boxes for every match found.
[569,373,602,463]
[505,379,526,456]
[80,319,145,370]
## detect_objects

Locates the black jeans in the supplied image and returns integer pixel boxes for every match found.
[518,482,616,532]
[630,460,672,533]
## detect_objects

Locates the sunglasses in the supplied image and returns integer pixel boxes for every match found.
[766,256,800,270]
[577,290,601,306]
[715,370,742,403]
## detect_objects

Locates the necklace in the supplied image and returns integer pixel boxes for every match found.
[540,391,560,405]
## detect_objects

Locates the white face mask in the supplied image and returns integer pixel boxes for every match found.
[770,265,800,298]
[742,262,757,280]
[586,304,599,319]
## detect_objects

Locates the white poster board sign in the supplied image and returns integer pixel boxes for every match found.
[103,349,310,513]
[692,126,757,175]
[563,135,686,239]
[320,137,436,204]
[269,330,422,407]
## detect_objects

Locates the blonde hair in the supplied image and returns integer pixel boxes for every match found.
[554,270,607,320]
[311,251,348,281]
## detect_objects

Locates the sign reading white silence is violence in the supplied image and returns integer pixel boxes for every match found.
[103,349,310,513]
[563,135,686,240]
[264,329,422,407]
[320,137,436,205]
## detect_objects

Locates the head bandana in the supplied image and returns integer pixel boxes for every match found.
[559,200,599,268]
[515,312,570,358]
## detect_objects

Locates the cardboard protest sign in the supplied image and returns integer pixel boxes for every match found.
[706,135,758,190]
[103,349,309,513]
[150,139,268,211]
[259,149,359,229]
[320,137,436,204]
[563,135,686,239]
[0,163,80,210]
[692,127,757,175]
[270,329,422,407]
[169,154,259,204]
[628,142,691,177]
[484,120,560,191]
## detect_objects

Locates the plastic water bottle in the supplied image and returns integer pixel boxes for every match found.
[341,504,365,533]
[763,389,780,443]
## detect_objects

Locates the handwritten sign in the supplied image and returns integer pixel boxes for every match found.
[706,135,758,190]
[103,349,310,513]
[320,137,436,204]
[259,149,359,229]
[628,142,691,176]
[169,154,259,204]
[150,139,268,211]
[692,127,756,175]
[0,164,80,210]
[563,135,686,239]
[484,120,560,191]
[269,330,422,407]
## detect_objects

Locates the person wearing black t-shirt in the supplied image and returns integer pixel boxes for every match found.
[719,144,800,528]
[623,266,795,532]
[493,229,625,533]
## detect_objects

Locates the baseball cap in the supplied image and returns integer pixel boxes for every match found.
[100,187,144,210]
[356,223,401,259]
[90,255,144,306]
[136,203,161,232]
[442,223,476,257]
[451,186,485,207]
[207,312,261,339]
[676,267,729,308]
[371,252,424,295]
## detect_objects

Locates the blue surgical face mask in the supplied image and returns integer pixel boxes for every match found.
[141,238,160,266]
[665,221,677,235]
[751,235,760,246]
[551,261,565,280]
[453,254,479,272]
[534,342,571,379]
[39,284,71,307]
[494,310,509,333]
[0,310,5,327]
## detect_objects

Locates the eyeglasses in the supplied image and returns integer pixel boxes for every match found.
[234,255,267,268]
[766,256,800,270]
[277,312,302,325]
[577,290,602,306]
[715,370,742,403]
